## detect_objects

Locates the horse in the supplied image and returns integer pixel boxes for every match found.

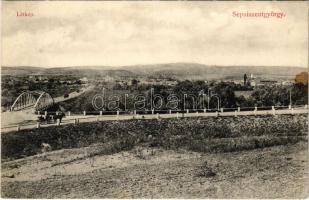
[53,112,66,123]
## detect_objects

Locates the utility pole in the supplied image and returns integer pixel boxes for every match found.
[150,88,154,111]
[184,94,187,111]
[289,88,292,107]
[124,93,128,111]
[207,88,210,109]
[102,87,105,111]
[202,94,206,109]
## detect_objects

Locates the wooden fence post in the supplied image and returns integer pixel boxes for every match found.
[100,111,102,116]
[291,108,294,115]
[36,122,40,128]
[234,110,237,117]
[83,111,86,116]
[220,108,223,113]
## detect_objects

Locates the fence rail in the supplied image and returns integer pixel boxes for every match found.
[35,104,308,116]
[1,105,308,133]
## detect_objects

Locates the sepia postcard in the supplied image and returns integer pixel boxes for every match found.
[1,1,308,198]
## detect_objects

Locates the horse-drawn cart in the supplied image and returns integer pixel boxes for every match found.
[37,111,65,124]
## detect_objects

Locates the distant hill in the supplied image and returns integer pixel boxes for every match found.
[1,66,45,76]
[116,63,306,80]
[35,67,136,77]
[2,66,136,78]
[2,63,307,81]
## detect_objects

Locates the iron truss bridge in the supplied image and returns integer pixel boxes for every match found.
[10,91,54,112]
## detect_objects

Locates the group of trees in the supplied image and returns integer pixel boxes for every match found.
[140,80,308,110]
[249,83,307,107]
[54,78,308,113]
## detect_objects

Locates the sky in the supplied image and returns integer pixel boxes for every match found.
[2,1,308,68]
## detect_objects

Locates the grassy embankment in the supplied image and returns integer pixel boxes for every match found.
[2,114,307,162]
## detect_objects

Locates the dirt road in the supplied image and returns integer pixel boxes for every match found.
[2,142,308,198]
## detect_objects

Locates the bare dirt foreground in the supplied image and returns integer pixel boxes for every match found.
[1,141,308,198]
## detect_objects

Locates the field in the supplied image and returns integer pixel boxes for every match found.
[1,114,308,198]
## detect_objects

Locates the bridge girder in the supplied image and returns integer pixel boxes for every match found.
[33,92,54,111]
[10,91,54,112]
